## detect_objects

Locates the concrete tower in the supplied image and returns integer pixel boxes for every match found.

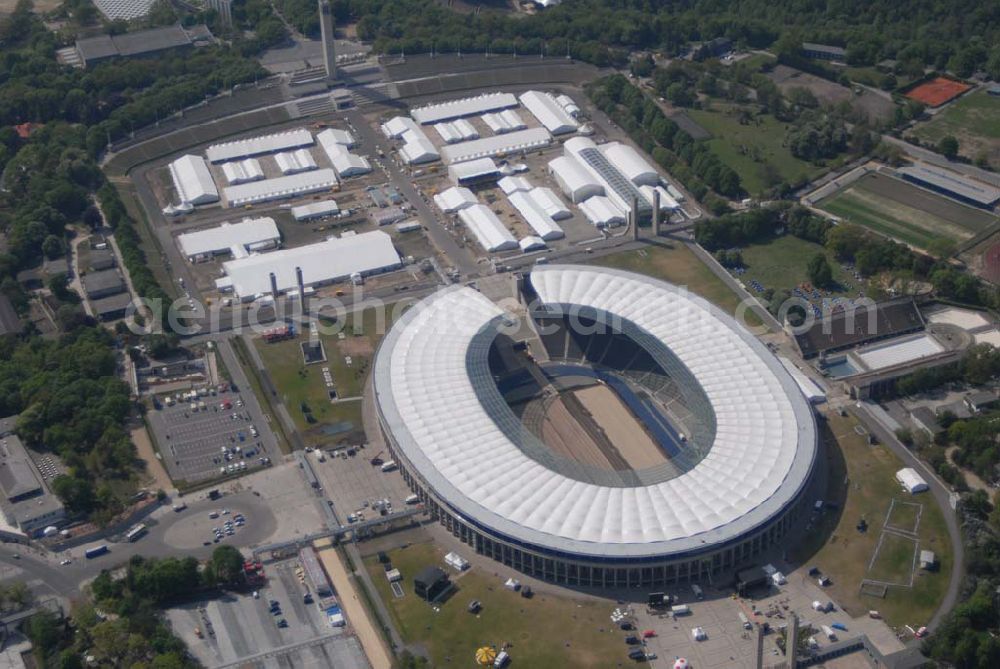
[319,0,337,83]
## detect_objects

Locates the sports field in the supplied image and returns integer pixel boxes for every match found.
[789,412,951,628]
[687,102,828,195]
[818,173,998,251]
[365,542,625,668]
[904,77,972,107]
[910,89,1000,165]
[575,385,664,470]
[537,395,609,469]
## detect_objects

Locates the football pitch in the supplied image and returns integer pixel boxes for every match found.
[818,173,998,251]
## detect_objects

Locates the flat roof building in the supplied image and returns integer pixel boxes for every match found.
[411,93,518,125]
[897,164,1000,208]
[802,42,847,61]
[218,231,400,300]
[169,155,219,206]
[519,90,579,135]
[75,23,199,66]
[177,218,280,261]
[93,293,134,321]
[0,430,65,536]
[291,200,340,221]
[223,169,338,207]
[457,205,518,252]
[299,546,333,597]
[207,128,314,163]
[440,127,552,165]
[794,297,925,359]
[83,270,126,299]
[448,158,501,186]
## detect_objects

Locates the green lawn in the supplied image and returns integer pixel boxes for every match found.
[365,542,626,668]
[253,307,399,447]
[687,102,828,195]
[910,89,1000,164]
[790,413,952,628]
[886,500,921,533]
[591,241,766,329]
[739,234,866,297]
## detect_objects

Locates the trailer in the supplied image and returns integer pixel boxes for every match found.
[380,461,398,472]
[85,545,109,559]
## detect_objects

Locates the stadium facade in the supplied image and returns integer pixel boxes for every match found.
[373,266,818,587]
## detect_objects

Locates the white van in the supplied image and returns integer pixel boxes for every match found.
[493,651,510,668]
[380,461,398,473]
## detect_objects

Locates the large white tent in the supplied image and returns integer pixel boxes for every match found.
[458,204,517,252]
[896,468,929,494]
[549,156,604,203]
[223,169,338,207]
[206,128,314,163]
[519,90,579,135]
[177,217,280,261]
[169,155,219,206]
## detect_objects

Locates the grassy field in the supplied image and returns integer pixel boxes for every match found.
[910,89,1000,165]
[819,173,997,251]
[687,102,828,195]
[253,307,400,447]
[591,241,766,329]
[365,542,626,668]
[739,235,864,297]
[789,412,952,628]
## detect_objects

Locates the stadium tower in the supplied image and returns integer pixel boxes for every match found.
[319,0,337,83]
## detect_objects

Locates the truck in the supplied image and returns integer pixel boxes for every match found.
[380,461,398,473]
[85,545,110,559]
[738,611,752,629]
[691,584,704,599]
[493,651,510,668]
[670,604,690,616]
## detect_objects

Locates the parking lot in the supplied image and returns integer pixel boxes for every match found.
[167,558,368,668]
[146,386,280,484]
[309,447,413,526]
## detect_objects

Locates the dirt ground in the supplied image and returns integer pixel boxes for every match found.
[575,385,665,470]
[132,424,174,492]
[768,65,895,122]
[315,539,393,669]
[538,395,610,469]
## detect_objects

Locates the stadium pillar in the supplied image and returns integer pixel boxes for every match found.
[319,0,337,83]
[631,195,640,241]
[652,188,661,233]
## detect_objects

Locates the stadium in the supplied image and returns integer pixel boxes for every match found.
[373,266,818,588]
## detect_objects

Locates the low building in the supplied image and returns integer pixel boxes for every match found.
[83,270,126,300]
[694,37,732,60]
[93,293,133,321]
[177,218,281,262]
[457,205,518,253]
[0,295,19,337]
[207,128,314,164]
[896,467,929,494]
[802,42,847,62]
[794,297,925,360]
[919,550,937,570]
[910,406,943,437]
[519,91,578,135]
[0,425,65,536]
[223,169,338,207]
[965,391,999,414]
[433,187,478,213]
[299,546,333,597]
[440,127,552,166]
[87,248,116,272]
[413,566,450,601]
[169,155,219,206]
[897,164,1000,209]
[74,24,206,67]
[291,200,340,222]
[448,158,501,187]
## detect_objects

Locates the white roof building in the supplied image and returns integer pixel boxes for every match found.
[458,204,517,252]
[219,230,400,299]
[549,156,604,203]
[206,128,314,163]
[564,137,651,218]
[447,157,500,185]
[555,93,581,117]
[519,236,547,252]
[317,128,356,148]
[223,169,338,207]
[177,218,280,260]
[221,158,264,185]
[372,266,817,559]
[411,92,518,125]
[482,109,527,134]
[381,116,417,139]
[497,176,533,195]
[519,90,579,135]
[639,184,681,211]
[529,187,571,220]
[896,468,929,494]
[434,119,479,144]
[169,155,219,206]
[400,134,440,164]
[327,145,372,178]
[508,191,565,241]
[856,334,945,371]
[601,142,659,186]
[579,195,626,227]
[434,186,478,213]
[440,127,552,165]
[291,200,340,221]
[274,148,318,175]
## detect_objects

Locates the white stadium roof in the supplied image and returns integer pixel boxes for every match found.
[458,204,517,252]
[519,90,579,135]
[508,191,565,241]
[373,266,817,559]
[441,127,552,165]
[434,186,478,213]
[206,128,314,163]
[274,148,318,175]
[221,158,264,185]
[177,218,280,258]
[221,230,400,298]
[411,92,518,125]
[223,169,338,207]
[169,155,219,206]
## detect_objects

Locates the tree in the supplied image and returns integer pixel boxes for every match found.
[206,545,244,586]
[807,253,833,288]
[937,135,960,159]
[42,235,64,260]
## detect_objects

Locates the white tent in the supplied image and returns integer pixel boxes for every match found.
[434,186,478,213]
[458,205,517,252]
[896,468,929,494]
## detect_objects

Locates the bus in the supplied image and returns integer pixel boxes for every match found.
[125,524,148,542]
[85,545,109,559]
